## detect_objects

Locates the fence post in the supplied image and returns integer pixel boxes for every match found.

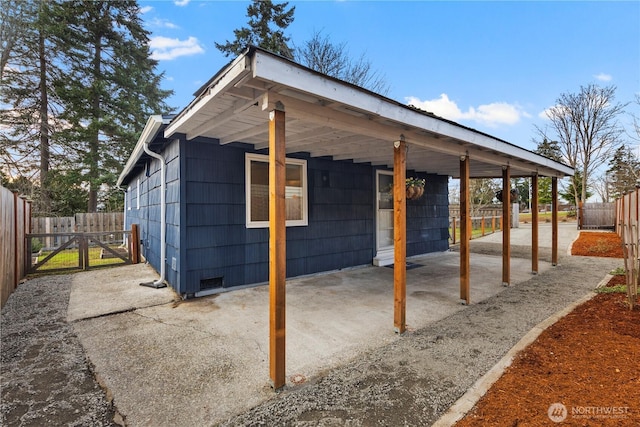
[491,215,496,233]
[78,236,84,270]
[131,223,140,264]
[481,215,485,236]
[13,192,18,289]
[84,236,90,270]
[451,217,457,245]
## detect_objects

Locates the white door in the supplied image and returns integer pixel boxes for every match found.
[373,171,394,266]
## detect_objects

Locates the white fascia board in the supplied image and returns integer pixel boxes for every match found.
[164,55,251,139]
[253,51,573,177]
[117,115,168,187]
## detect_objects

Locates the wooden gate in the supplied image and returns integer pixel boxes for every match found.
[578,202,615,229]
[26,230,137,274]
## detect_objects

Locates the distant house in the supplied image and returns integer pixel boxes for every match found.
[117,46,572,299]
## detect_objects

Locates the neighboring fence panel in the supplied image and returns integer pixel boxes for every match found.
[1,186,32,309]
[578,202,616,229]
[615,189,639,309]
[31,213,124,249]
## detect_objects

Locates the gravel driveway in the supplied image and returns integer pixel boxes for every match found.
[1,276,118,426]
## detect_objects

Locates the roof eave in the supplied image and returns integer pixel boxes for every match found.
[117,115,171,188]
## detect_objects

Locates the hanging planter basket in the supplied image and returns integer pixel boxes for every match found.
[406,178,425,201]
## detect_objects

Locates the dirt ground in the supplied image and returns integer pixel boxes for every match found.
[456,232,640,426]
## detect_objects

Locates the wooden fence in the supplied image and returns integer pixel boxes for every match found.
[578,202,616,229]
[449,205,503,219]
[449,215,504,244]
[616,188,639,309]
[31,213,124,249]
[1,185,32,309]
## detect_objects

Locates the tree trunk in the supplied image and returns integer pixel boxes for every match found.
[38,30,50,214]
[87,32,102,213]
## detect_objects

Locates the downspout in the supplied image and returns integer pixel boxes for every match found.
[120,187,127,248]
[140,123,167,289]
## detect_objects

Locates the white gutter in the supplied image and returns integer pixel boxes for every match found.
[131,115,170,289]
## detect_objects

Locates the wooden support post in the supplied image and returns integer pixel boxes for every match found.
[83,236,90,270]
[393,137,407,333]
[491,215,496,233]
[531,174,539,274]
[460,156,470,304]
[551,177,558,266]
[502,166,511,286]
[269,103,287,389]
[130,223,140,264]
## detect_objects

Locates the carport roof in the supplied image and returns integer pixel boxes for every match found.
[162,46,572,179]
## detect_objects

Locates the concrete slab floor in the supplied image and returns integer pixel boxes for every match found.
[69,224,578,426]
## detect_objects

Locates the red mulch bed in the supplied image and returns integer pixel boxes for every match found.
[456,231,639,426]
[571,231,624,258]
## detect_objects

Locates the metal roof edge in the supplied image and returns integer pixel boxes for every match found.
[250,48,573,177]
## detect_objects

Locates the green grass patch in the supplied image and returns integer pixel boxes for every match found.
[609,267,626,275]
[595,285,628,294]
[518,211,573,223]
[34,246,126,271]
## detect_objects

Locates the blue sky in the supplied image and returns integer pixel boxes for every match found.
[139,0,640,153]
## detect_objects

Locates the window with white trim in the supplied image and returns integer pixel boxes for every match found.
[245,153,308,228]
[127,186,132,211]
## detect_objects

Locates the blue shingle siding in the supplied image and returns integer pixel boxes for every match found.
[123,134,449,296]
[406,173,449,256]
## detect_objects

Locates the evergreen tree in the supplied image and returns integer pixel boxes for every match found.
[607,144,640,198]
[534,139,563,205]
[215,0,295,59]
[50,0,172,212]
[559,169,592,205]
[0,0,62,214]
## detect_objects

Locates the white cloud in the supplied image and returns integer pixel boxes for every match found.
[149,17,179,29]
[174,0,190,6]
[594,73,612,82]
[139,5,153,14]
[149,36,204,61]
[405,94,526,127]
[538,104,571,120]
[538,107,552,120]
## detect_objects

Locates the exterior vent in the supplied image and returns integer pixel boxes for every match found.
[200,276,223,291]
